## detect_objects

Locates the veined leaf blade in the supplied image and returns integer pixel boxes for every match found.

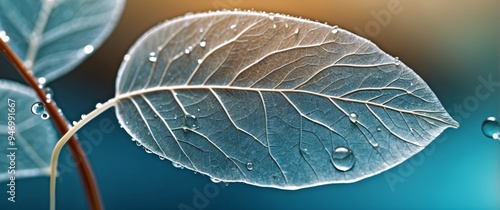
[115,11,458,189]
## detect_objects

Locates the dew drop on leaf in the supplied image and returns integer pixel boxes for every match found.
[211,177,221,183]
[199,39,207,48]
[246,162,254,171]
[83,45,94,54]
[159,156,165,160]
[31,102,46,115]
[331,26,338,34]
[331,146,355,172]
[294,28,299,34]
[144,148,152,153]
[172,162,183,169]
[230,24,236,30]
[149,52,157,62]
[349,112,358,123]
[183,114,199,130]
[376,127,382,132]
[482,117,500,140]
[123,54,130,61]
[394,57,400,66]
[135,141,141,147]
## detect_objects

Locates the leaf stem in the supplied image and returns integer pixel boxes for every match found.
[50,98,117,210]
[0,39,103,210]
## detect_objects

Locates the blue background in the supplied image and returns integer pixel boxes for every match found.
[1,0,499,209]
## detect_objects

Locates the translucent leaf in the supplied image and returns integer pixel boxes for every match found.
[114,11,459,189]
[0,79,58,182]
[0,0,125,82]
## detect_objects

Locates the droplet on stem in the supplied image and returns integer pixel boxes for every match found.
[41,112,50,120]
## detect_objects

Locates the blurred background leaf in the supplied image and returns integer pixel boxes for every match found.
[0,0,125,82]
[0,79,58,182]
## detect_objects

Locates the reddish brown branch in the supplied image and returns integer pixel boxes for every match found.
[0,40,102,210]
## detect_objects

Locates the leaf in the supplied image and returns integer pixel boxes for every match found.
[114,11,459,189]
[0,79,58,182]
[0,0,125,82]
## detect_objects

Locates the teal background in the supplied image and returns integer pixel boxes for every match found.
[0,0,499,209]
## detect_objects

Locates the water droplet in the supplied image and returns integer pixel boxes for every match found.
[125,121,129,125]
[197,59,202,64]
[135,141,141,146]
[149,52,157,62]
[199,28,204,33]
[31,102,45,115]
[123,54,130,61]
[154,114,158,118]
[0,31,10,42]
[199,39,207,48]
[268,13,275,21]
[37,77,47,87]
[159,156,165,160]
[294,28,299,34]
[172,162,183,169]
[376,127,382,132]
[230,24,237,29]
[394,57,400,66]
[41,112,50,120]
[81,114,87,119]
[183,114,199,130]
[331,26,339,34]
[45,87,54,102]
[272,24,277,29]
[83,45,94,54]
[184,46,193,54]
[482,117,500,140]
[145,148,153,153]
[349,112,358,123]
[210,177,221,183]
[95,103,102,108]
[197,108,201,112]
[246,162,254,171]
[285,23,289,28]
[331,146,355,172]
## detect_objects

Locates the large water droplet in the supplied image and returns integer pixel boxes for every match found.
[83,45,94,54]
[482,117,500,140]
[183,114,199,130]
[199,39,207,48]
[246,162,254,171]
[331,146,355,172]
[41,112,50,120]
[349,112,358,123]
[210,177,221,183]
[149,52,157,62]
[31,102,46,115]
